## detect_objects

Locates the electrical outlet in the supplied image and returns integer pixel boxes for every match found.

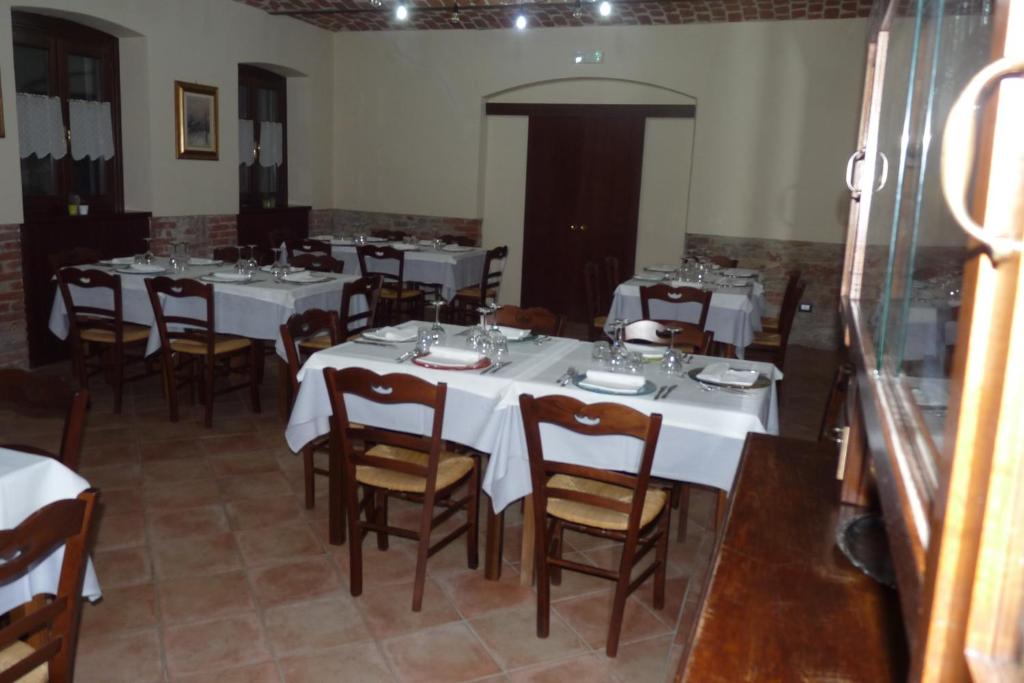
[799,303,813,313]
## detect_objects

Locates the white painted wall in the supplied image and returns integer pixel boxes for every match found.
[0,0,334,224]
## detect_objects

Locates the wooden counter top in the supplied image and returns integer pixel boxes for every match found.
[678,433,906,681]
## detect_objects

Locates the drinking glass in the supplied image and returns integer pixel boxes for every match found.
[416,327,437,355]
[489,331,509,363]
[626,351,645,375]
[142,237,154,264]
[592,341,612,369]
[467,308,491,351]
[180,241,191,268]
[429,300,447,346]
[660,326,684,376]
[245,244,259,273]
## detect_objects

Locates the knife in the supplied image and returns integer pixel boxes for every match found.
[352,339,395,348]
[661,384,678,400]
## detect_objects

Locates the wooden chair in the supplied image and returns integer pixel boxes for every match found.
[289,253,345,274]
[0,490,99,683]
[356,245,424,325]
[280,310,341,509]
[493,305,563,336]
[339,275,383,342]
[323,367,479,612]
[639,283,713,330]
[0,368,89,473]
[762,270,802,332]
[603,255,621,303]
[145,277,262,428]
[286,238,332,259]
[708,255,739,268]
[623,320,713,355]
[518,393,669,657]
[439,234,475,247]
[56,268,151,414]
[212,245,273,266]
[819,362,854,442]
[452,245,508,324]
[47,247,102,275]
[583,260,607,341]
[747,280,806,372]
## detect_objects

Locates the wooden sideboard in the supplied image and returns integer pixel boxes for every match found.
[237,206,310,250]
[677,433,907,681]
[20,212,151,367]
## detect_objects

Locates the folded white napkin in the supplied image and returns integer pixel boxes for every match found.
[390,243,419,251]
[259,265,305,274]
[696,362,758,387]
[668,280,702,289]
[364,236,386,243]
[284,271,326,283]
[126,263,164,273]
[495,325,531,340]
[209,271,249,281]
[582,370,646,390]
[443,245,473,252]
[633,273,663,281]
[425,346,482,364]
[364,325,418,342]
[624,342,663,358]
[645,264,677,272]
[721,268,757,277]
[107,256,136,265]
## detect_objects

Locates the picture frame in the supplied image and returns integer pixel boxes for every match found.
[0,74,5,138]
[174,81,218,160]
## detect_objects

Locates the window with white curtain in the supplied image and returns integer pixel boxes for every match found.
[238,65,287,210]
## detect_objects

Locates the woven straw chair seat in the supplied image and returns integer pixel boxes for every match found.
[80,323,150,344]
[357,444,473,493]
[546,474,668,531]
[380,288,422,300]
[750,331,782,348]
[169,336,251,355]
[761,315,780,331]
[593,315,607,329]
[298,334,332,351]
[455,286,498,299]
[0,640,47,683]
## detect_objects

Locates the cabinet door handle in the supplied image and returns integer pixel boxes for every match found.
[569,224,576,231]
[875,152,889,191]
[941,56,1024,263]
[579,224,588,232]
[845,148,865,198]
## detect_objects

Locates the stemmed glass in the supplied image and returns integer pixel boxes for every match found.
[660,326,685,376]
[428,300,447,347]
[168,242,180,273]
[142,237,154,265]
[245,244,259,274]
[467,307,491,351]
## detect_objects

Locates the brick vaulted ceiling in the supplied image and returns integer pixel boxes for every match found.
[233,0,873,31]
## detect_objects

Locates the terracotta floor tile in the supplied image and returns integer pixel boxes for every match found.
[263,595,371,656]
[142,455,213,485]
[332,543,421,587]
[506,654,618,683]
[139,438,203,461]
[606,634,676,683]
[545,550,615,602]
[159,571,256,625]
[148,504,231,541]
[163,613,272,677]
[93,546,152,587]
[98,488,145,516]
[355,577,461,640]
[152,533,242,579]
[80,442,141,468]
[468,605,586,671]
[218,471,294,501]
[81,462,143,490]
[247,556,343,607]
[93,510,146,550]
[74,628,164,683]
[278,641,395,683]
[145,478,222,510]
[174,662,282,683]
[382,622,500,683]
[80,582,158,635]
[200,431,271,456]
[442,569,534,619]
[553,591,673,651]
[206,450,282,477]
[226,495,305,530]
[235,522,324,567]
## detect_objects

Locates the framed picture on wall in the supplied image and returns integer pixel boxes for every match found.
[0,74,5,138]
[174,81,218,160]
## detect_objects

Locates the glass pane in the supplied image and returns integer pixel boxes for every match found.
[68,54,102,101]
[256,88,279,122]
[73,157,107,198]
[861,4,923,357]
[14,44,49,94]
[20,156,56,195]
[238,84,250,118]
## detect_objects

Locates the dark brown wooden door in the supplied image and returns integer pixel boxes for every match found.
[521,113,645,322]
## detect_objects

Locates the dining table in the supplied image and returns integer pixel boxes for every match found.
[316,236,486,302]
[285,322,782,585]
[0,447,101,616]
[604,269,767,358]
[48,258,363,360]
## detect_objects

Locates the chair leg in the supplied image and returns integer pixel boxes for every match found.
[676,485,690,542]
[163,352,179,423]
[112,342,124,414]
[535,514,551,639]
[71,338,88,391]
[466,465,480,570]
[203,356,215,428]
[550,520,563,586]
[346,478,364,597]
[249,344,262,414]
[411,489,436,612]
[375,490,389,551]
[302,445,315,509]
[653,509,670,610]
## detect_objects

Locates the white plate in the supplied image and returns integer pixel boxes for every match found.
[389,243,419,251]
[623,342,665,359]
[721,268,758,278]
[100,256,137,266]
[258,265,306,274]
[362,326,419,343]
[442,245,474,252]
[116,264,166,274]
[632,273,664,282]
[281,271,332,284]
[645,264,677,273]
[189,258,222,266]
[204,272,251,282]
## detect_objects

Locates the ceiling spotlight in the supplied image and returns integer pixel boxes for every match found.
[395,2,409,20]
[572,0,584,18]
[450,1,461,23]
[515,11,527,29]
[598,0,612,16]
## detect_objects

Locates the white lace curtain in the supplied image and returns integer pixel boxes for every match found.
[258,121,283,168]
[16,94,115,161]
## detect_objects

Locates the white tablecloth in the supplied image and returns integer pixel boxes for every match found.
[328,243,486,302]
[605,278,766,358]
[285,326,781,513]
[48,260,362,359]
[0,448,101,615]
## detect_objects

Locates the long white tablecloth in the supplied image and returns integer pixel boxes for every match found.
[327,242,486,302]
[48,260,361,359]
[605,278,766,358]
[285,326,781,513]
[0,448,101,615]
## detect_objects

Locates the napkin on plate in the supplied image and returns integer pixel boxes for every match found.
[495,326,531,340]
[125,263,165,273]
[696,362,758,387]
[209,271,249,282]
[424,346,482,364]
[668,280,702,289]
[624,342,664,358]
[390,243,419,251]
[105,256,136,265]
[364,325,418,342]
[645,264,676,272]
[442,245,473,252]
[581,370,646,391]
[284,271,326,283]
[721,268,757,277]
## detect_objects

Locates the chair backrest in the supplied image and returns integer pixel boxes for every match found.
[340,275,383,341]
[603,256,621,303]
[493,305,563,336]
[212,245,272,266]
[583,260,603,324]
[287,238,332,259]
[0,490,98,683]
[323,367,447,488]
[279,309,341,395]
[639,284,713,330]
[47,247,102,277]
[518,394,662,536]
[439,234,474,247]
[474,245,508,302]
[0,368,89,472]
[819,362,854,442]
[289,253,345,274]
[709,255,739,269]
[624,320,713,355]
[356,245,407,290]
[57,267,126,343]
[778,280,807,347]
[780,269,802,309]
[144,277,215,356]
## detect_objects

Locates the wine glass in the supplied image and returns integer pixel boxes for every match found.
[660,326,684,376]
[180,241,191,268]
[167,242,179,273]
[592,341,612,369]
[467,307,491,351]
[142,237,154,264]
[245,244,259,273]
[429,300,447,347]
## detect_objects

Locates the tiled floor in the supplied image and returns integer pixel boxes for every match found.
[6,345,839,682]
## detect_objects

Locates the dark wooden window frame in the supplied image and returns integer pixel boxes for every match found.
[485,103,695,118]
[238,64,288,211]
[12,11,124,218]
